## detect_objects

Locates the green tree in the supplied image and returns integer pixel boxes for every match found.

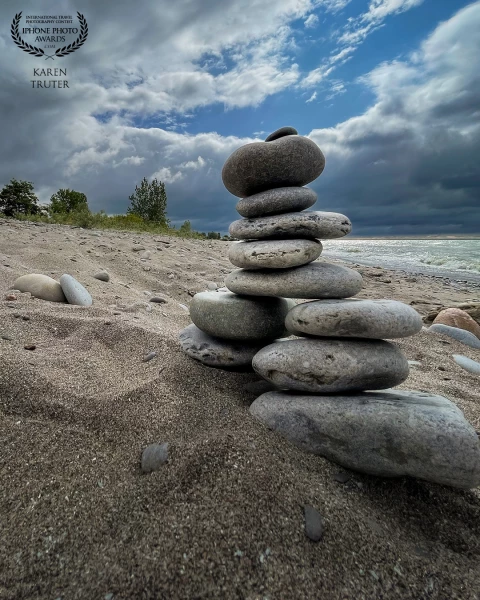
[206,231,221,240]
[178,220,192,235]
[49,188,88,214]
[127,177,168,225]
[0,178,39,217]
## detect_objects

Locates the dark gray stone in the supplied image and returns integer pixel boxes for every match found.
[143,352,157,362]
[304,505,323,542]
[249,389,480,489]
[286,299,423,339]
[265,126,298,142]
[428,324,480,349]
[236,187,317,218]
[225,262,363,299]
[252,338,409,393]
[150,296,167,303]
[179,324,263,368]
[189,291,292,341]
[222,136,325,198]
[229,211,351,241]
[228,239,322,270]
[141,443,169,472]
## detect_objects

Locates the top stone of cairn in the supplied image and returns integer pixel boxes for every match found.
[264,126,298,142]
[222,132,325,198]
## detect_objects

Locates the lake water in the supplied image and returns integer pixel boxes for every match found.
[321,239,480,284]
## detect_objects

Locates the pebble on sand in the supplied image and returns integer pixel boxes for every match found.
[12,273,66,303]
[428,324,480,349]
[93,271,110,282]
[304,505,323,542]
[60,274,93,306]
[141,443,169,473]
[453,354,480,375]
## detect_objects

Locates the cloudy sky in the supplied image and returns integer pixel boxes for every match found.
[0,0,478,235]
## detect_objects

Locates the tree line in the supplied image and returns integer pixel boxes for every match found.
[0,177,232,240]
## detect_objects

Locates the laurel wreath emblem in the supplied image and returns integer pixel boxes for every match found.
[11,11,88,60]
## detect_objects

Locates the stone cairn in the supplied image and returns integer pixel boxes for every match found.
[179,126,480,489]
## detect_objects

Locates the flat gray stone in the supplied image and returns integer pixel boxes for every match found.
[286,299,423,339]
[141,443,169,472]
[190,291,292,341]
[249,389,480,489]
[428,324,480,349]
[453,354,480,375]
[228,239,322,270]
[179,324,263,368]
[304,505,323,542]
[252,338,409,392]
[11,274,66,303]
[59,274,93,306]
[229,211,351,241]
[222,136,325,198]
[225,262,363,299]
[236,187,317,218]
[93,271,110,282]
[265,126,298,142]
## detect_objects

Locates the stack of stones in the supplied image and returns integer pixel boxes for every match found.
[180,126,480,489]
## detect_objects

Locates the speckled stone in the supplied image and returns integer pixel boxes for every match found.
[222,136,325,198]
[265,126,298,142]
[179,324,263,368]
[11,273,66,303]
[286,299,423,339]
[249,389,480,489]
[228,239,322,270]
[252,338,409,393]
[229,211,351,241]
[189,291,292,341]
[59,274,93,306]
[236,187,317,218]
[225,262,363,299]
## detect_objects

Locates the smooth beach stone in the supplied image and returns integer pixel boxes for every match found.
[433,308,480,339]
[249,389,480,489]
[141,443,169,473]
[222,136,325,198]
[59,274,93,306]
[453,354,480,376]
[252,338,409,393]
[265,126,298,142]
[93,271,110,282]
[304,505,323,542]
[286,299,423,339]
[189,291,292,341]
[179,324,263,368]
[228,239,322,270]
[11,273,66,303]
[428,324,480,349]
[229,211,351,241]
[225,262,363,299]
[236,187,317,218]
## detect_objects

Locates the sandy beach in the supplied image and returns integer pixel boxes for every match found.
[1,219,479,600]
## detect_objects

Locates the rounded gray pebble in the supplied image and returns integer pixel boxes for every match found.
[428,324,480,349]
[150,296,167,303]
[453,354,480,375]
[229,211,351,241]
[141,443,169,472]
[225,262,363,299]
[304,505,323,542]
[179,324,263,368]
[222,136,325,198]
[229,239,322,270]
[60,274,93,306]
[190,291,293,341]
[93,271,110,282]
[236,187,317,218]
[286,299,423,339]
[252,338,409,393]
